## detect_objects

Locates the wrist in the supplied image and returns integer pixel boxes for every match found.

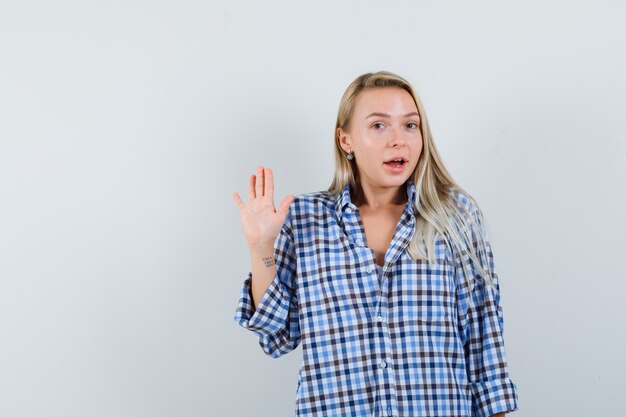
[248,242,275,257]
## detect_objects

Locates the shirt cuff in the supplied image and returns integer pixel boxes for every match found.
[471,377,519,417]
[233,272,290,337]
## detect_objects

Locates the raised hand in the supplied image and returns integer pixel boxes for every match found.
[232,166,295,253]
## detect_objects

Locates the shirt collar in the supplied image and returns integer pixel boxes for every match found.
[335,179,417,220]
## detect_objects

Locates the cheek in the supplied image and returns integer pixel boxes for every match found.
[355,141,381,159]
[410,140,423,166]
[353,151,381,173]
[414,135,424,151]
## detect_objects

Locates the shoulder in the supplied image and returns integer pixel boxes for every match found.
[446,186,492,246]
[283,190,336,227]
[292,190,335,210]
[447,186,481,217]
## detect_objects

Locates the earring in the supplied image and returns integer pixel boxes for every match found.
[347,151,354,161]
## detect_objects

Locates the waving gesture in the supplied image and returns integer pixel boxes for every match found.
[232,166,295,253]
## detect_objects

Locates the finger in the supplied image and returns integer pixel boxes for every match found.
[265,167,275,201]
[232,192,245,210]
[255,166,264,197]
[248,174,256,199]
[277,194,295,217]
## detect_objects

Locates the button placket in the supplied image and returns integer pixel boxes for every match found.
[375,265,397,417]
[343,205,368,248]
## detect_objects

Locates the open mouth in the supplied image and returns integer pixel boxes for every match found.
[384,159,407,168]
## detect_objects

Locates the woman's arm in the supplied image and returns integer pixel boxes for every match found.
[455,207,519,417]
[248,243,278,312]
[233,166,300,357]
[233,166,295,311]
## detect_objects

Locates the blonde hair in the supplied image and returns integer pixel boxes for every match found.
[328,71,495,290]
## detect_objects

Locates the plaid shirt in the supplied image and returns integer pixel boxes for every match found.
[234,179,519,417]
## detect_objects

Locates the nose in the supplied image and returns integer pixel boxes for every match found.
[389,124,407,147]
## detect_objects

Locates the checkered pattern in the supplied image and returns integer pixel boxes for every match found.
[235,179,519,417]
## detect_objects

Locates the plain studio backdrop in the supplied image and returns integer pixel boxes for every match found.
[1,1,625,416]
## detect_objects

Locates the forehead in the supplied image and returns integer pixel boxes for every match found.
[353,87,418,115]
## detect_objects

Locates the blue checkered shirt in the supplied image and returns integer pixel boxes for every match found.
[234,179,519,417]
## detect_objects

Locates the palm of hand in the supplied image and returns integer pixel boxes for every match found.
[232,166,295,251]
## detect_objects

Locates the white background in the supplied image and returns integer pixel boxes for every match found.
[1,1,625,416]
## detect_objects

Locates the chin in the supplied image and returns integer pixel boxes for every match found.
[381,177,409,187]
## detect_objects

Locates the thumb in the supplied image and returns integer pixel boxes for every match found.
[277,194,295,218]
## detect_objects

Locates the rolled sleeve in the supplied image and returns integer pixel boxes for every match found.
[455,208,519,416]
[233,207,300,358]
[235,272,292,337]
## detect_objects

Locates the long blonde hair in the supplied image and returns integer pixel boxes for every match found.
[328,71,496,290]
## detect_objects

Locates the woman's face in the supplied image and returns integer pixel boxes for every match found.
[338,87,423,192]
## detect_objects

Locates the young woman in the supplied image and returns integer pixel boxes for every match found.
[232,71,519,417]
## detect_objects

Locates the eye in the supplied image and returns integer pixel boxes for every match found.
[372,122,385,129]
[407,122,419,129]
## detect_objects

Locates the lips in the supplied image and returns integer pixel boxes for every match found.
[383,156,408,166]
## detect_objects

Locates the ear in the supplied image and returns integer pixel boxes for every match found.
[337,127,352,153]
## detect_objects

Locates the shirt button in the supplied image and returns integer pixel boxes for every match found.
[355,238,363,246]
[376,315,383,322]
[380,361,387,368]
[346,207,352,213]
[367,267,375,274]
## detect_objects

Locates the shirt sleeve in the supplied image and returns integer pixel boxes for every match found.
[455,208,519,417]
[233,206,300,358]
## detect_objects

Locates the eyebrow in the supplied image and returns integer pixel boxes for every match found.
[365,112,420,119]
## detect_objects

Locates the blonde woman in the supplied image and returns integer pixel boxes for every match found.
[232,71,519,417]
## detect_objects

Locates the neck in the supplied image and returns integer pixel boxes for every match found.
[352,181,407,210]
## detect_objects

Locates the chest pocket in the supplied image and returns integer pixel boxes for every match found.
[391,257,456,325]
[296,233,379,321]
